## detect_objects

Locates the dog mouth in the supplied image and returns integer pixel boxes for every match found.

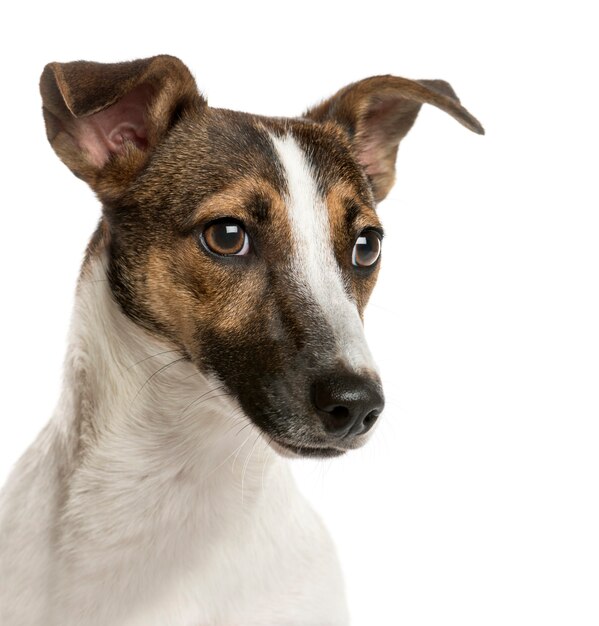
[269,438,347,459]
[213,368,384,460]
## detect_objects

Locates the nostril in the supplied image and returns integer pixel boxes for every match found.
[363,410,379,429]
[327,405,351,430]
[330,406,349,419]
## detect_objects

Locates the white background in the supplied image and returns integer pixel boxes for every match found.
[1,2,598,625]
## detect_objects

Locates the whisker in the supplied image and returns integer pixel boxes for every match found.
[130,356,188,406]
[241,433,261,507]
[235,421,254,438]
[222,409,249,436]
[179,392,236,422]
[232,435,253,474]
[126,349,182,371]
[179,385,228,418]
[261,434,275,495]
[199,435,252,486]
[181,370,207,382]
[179,366,222,385]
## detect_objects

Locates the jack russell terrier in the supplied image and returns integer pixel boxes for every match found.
[0,55,483,625]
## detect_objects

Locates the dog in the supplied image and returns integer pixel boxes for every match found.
[0,55,483,625]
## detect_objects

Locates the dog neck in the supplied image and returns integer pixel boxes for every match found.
[28,251,300,624]
[59,251,277,502]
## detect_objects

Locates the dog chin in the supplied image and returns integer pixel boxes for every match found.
[268,439,347,459]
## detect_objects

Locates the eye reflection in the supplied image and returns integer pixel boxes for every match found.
[352,230,382,267]
[202,221,250,256]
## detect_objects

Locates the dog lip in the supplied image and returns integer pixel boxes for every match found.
[270,439,347,459]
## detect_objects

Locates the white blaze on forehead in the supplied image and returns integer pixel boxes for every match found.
[269,132,377,373]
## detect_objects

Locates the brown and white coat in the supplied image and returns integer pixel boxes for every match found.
[0,56,482,625]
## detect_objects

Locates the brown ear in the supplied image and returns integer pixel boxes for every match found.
[40,55,204,200]
[305,75,484,203]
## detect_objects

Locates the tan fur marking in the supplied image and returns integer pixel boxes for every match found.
[141,176,294,344]
[325,182,381,312]
[186,177,287,232]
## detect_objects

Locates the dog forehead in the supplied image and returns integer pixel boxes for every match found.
[167,109,375,239]
[197,108,372,202]
[263,123,378,256]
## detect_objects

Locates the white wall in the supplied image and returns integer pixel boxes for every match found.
[1,2,597,624]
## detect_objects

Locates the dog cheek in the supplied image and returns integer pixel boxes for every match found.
[351,265,381,314]
[197,318,286,389]
[143,264,199,344]
[183,269,283,377]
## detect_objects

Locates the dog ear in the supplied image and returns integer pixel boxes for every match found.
[305,76,484,203]
[40,55,205,200]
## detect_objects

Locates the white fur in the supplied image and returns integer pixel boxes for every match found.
[0,256,348,625]
[270,133,377,373]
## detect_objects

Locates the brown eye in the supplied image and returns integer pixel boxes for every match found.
[202,220,250,256]
[352,230,382,267]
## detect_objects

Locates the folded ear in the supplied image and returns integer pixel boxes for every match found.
[305,75,484,203]
[40,55,204,199]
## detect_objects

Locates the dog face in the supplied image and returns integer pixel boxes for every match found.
[40,56,483,457]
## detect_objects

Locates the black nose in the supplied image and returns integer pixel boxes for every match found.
[312,372,384,438]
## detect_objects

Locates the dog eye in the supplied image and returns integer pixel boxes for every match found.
[352,230,382,267]
[201,220,250,256]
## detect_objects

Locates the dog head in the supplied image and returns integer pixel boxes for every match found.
[40,56,483,457]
